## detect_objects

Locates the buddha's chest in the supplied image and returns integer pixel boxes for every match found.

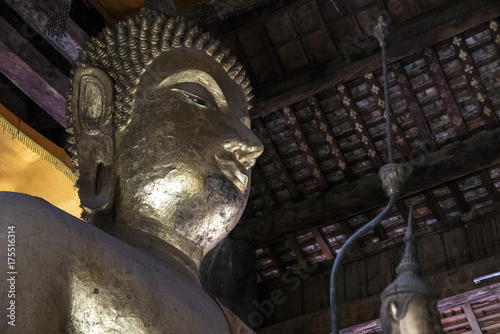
[65,258,230,333]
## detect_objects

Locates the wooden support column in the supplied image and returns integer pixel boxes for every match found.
[282,106,327,189]
[337,84,383,168]
[4,0,87,62]
[253,118,300,200]
[423,47,469,139]
[461,303,482,333]
[0,38,66,127]
[311,228,334,260]
[391,62,435,145]
[308,96,355,181]
[364,71,411,158]
[451,35,498,127]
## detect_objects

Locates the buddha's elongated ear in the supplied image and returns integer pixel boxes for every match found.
[71,67,115,215]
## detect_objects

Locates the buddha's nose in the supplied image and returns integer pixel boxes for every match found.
[223,132,264,170]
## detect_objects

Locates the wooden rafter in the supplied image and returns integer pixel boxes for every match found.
[233,126,500,246]
[308,96,355,181]
[479,169,500,203]
[253,118,300,200]
[282,106,327,190]
[423,47,469,139]
[448,181,471,213]
[424,189,446,222]
[251,165,277,210]
[257,24,285,76]
[264,244,284,275]
[288,236,308,269]
[0,38,66,127]
[391,62,435,145]
[451,34,499,127]
[339,220,362,249]
[364,72,411,158]
[3,0,87,62]
[337,84,383,168]
[311,228,334,260]
[461,303,482,333]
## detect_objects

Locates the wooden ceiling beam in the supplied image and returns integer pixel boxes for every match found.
[308,96,355,181]
[391,62,435,146]
[479,169,500,203]
[250,0,500,119]
[448,181,471,213]
[452,34,498,127]
[311,228,334,260]
[461,303,482,333]
[232,126,500,246]
[364,72,411,158]
[282,106,327,190]
[0,36,66,127]
[288,236,308,269]
[337,83,383,168]
[253,118,300,200]
[3,0,87,62]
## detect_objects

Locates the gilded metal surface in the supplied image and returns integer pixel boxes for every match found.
[379,163,406,197]
[0,8,262,333]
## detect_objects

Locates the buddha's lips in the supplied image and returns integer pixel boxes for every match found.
[215,155,248,192]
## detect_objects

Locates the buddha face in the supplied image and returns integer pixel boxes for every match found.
[114,48,263,259]
[385,294,442,334]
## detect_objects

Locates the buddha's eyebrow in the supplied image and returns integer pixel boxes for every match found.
[157,69,228,111]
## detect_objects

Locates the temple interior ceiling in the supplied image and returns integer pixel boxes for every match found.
[1,0,500,332]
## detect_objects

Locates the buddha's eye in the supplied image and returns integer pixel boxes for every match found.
[177,90,213,109]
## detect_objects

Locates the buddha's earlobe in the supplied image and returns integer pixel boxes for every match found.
[70,67,116,218]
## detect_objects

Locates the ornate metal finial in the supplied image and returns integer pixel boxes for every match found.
[373,16,389,47]
[379,163,406,197]
[381,207,429,298]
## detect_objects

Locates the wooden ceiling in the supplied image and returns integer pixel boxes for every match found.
[1,0,500,332]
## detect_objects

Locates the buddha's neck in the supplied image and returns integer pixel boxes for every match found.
[104,219,204,285]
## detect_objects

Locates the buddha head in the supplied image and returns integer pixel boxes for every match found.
[66,8,264,267]
[380,214,442,334]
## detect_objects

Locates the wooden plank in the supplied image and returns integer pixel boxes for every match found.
[442,227,470,269]
[250,0,500,119]
[233,126,500,246]
[4,0,87,62]
[343,260,366,301]
[461,303,482,333]
[0,39,66,127]
[311,228,334,260]
[0,16,68,96]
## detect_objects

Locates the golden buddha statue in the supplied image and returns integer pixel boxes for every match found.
[0,8,263,333]
[380,214,442,334]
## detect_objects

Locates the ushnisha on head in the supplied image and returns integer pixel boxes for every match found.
[65,7,264,267]
[380,212,442,334]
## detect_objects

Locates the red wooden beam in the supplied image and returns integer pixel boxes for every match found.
[308,96,355,182]
[423,47,469,139]
[424,189,447,222]
[337,84,383,168]
[253,118,300,200]
[364,71,412,158]
[288,236,308,269]
[391,62,435,145]
[451,35,498,127]
[488,20,500,67]
[282,106,328,190]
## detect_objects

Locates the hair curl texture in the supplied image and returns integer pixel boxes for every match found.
[65,7,253,185]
